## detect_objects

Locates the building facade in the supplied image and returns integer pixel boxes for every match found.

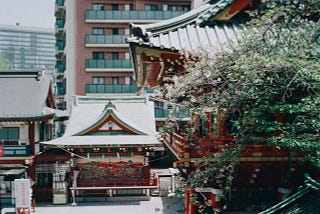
[0,71,68,206]
[54,0,192,112]
[0,25,55,72]
[38,96,161,203]
[128,0,319,213]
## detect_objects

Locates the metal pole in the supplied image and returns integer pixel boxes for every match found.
[71,171,79,206]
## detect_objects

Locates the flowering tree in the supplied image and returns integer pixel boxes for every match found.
[163,1,319,212]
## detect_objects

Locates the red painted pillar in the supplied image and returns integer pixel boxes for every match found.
[28,122,35,155]
[185,189,190,214]
[189,188,196,214]
[210,188,223,208]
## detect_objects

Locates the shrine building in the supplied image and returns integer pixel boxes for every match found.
[127,0,319,213]
[38,95,161,204]
[0,70,68,205]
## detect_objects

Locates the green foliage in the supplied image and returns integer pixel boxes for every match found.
[177,148,240,213]
[0,53,13,69]
[163,0,320,167]
[186,148,240,189]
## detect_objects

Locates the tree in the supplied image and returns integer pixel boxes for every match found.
[163,0,320,170]
[0,52,13,69]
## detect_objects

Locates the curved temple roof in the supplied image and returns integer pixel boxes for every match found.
[0,71,68,121]
[259,175,320,214]
[129,0,235,40]
[42,96,160,147]
[127,0,253,87]
[127,0,249,52]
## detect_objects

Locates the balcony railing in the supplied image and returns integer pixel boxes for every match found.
[56,61,66,73]
[85,10,187,21]
[86,59,133,69]
[86,84,154,94]
[154,107,169,118]
[56,86,66,96]
[55,0,64,7]
[56,41,65,51]
[55,0,65,18]
[86,84,139,93]
[55,19,65,29]
[85,34,128,44]
[1,145,32,157]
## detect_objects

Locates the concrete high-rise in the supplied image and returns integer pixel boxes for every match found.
[54,0,191,111]
[0,24,55,72]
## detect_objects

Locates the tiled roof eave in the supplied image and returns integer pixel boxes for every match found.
[0,113,55,122]
[129,0,235,41]
[43,143,162,148]
[129,40,180,54]
[259,175,320,214]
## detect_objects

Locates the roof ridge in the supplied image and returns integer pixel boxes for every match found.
[129,0,234,42]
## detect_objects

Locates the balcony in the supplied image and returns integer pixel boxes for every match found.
[155,107,169,118]
[85,10,187,23]
[85,35,128,47]
[1,145,32,157]
[55,0,64,6]
[55,61,66,74]
[86,84,140,94]
[86,84,154,94]
[55,0,65,18]
[55,41,65,58]
[56,41,65,51]
[55,19,65,38]
[85,59,133,72]
[55,19,65,29]
[56,86,66,96]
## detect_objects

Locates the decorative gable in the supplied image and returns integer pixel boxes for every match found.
[73,101,146,136]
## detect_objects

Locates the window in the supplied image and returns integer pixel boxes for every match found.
[112,4,119,11]
[125,52,130,60]
[145,4,158,11]
[0,127,19,140]
[112,52,119,60]
[35,173,53,187]
[168,5,190,11]
[40,123,51,141]
[93,77,104,84]
[93,4,104,10]
[168,5,178,11]
[125,77,130,84]
[112,28,119,35]
[112,77,119,85]
[125,4,133,11]
[92,28,104,35]
[92,52,104,60]
[182,5,191,12]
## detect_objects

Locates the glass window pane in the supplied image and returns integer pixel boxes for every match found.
[93,4,104,10]
[0,128,7,139]
[8,128,19,140]
[112,77,119,85]
[92,28,104,35]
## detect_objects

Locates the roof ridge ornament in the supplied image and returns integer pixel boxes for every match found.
[104,100,116,111]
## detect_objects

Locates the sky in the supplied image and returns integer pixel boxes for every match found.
[0,0,55,29]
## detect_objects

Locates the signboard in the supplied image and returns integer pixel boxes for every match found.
[0,146,3,156]
[14,179,31,208]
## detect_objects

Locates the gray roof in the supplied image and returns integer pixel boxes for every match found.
[42,95,161,147]
[127,0,243,52]
[0,71,65,120]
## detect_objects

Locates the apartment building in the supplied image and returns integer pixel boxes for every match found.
[0,24,55,73]
[54,0,192,112]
